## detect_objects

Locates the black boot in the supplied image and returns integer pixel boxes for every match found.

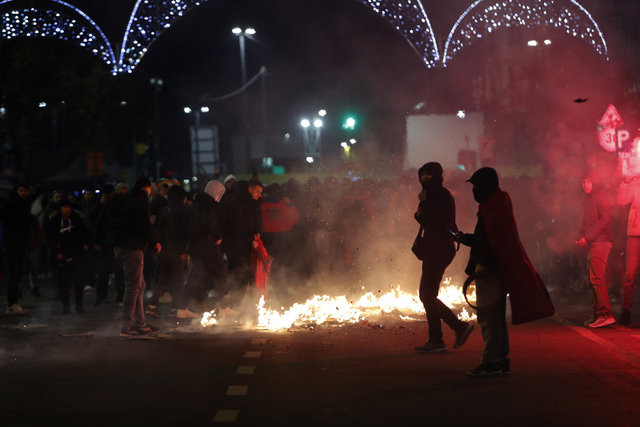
[618,310,631,325]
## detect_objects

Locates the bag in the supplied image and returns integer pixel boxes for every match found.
[411,226,428,261]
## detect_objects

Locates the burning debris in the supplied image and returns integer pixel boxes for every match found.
[200,279,476,330]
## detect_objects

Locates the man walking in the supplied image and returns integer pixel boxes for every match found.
[455,167,554,376]
[576,175,615,328]
[413,162,473,353]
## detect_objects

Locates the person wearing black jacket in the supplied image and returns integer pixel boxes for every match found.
[176,192,229,318]
[413,163,473,353]
[576,174,615,328]
[47,200,88,313]
[221,179,263,291]
[0,184,32,315]
[148,185,191,317]
[112,177,161,337]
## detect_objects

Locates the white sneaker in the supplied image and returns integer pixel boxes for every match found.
[158,292,173,304]
[7,304,28,315]
[588,316,616,328]
[176,308,197,319]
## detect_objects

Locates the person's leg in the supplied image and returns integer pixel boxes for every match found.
[475,269,509,365]
[71,259,84,312]
[622,236,640,313]
[117,248,145,331]
[6,249,25,307]
[57,262,71,313]
[419,260,445,344]
[588,242,613,317]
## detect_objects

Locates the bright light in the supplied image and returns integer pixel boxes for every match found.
[313,119,323,128]
[349,138,357,144]
[544,39,552,45]
[344,117,356,129]
[245,28,256,35]
[232,27,242,35]
[318,109,327,117]
[457,110,466,119]
[300,119,311,129]
[183,107,192,114]
[192,176,198,181]
[341,142,349,148]
[38,102,47,108]
[306,156,314,164]
[527,40,538,47]
[120,101,128,107]
[200,106,210,113]
[183,179,190,184]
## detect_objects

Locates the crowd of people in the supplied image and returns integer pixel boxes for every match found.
[0,165,637,351]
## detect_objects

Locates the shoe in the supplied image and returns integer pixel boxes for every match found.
[453,323,474,349]
[145,306,161,318]
[414,342,446,353]
[583,316,597,326]
[467,359,510,377]
[176,308,197,319]
[618,310,631,326]
[120,328,141,338]
[158,292,173,304]
[7,304,28,315]
[588,315,616,328]
[136,324,160,334]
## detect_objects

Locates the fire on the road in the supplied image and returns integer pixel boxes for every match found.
[200,278,476,330]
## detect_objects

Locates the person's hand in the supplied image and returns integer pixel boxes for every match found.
[57,253,64,260]
[453,231,464,243]
[180,253,189,261]
[154,242,162,253]
[575,237,587,247]
[252,240,259,249]
[418,190,426,202]
[215,239,222,245]
[254,233,260,240]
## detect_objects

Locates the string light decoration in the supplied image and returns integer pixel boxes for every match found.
[0,0,117,74]
[118,0,206,74]
[442,0,608,66]
[358,0,439,68]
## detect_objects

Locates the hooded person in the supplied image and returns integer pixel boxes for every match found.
[204,180,226,203]
[413,162,474,354]
[456,167,554,376]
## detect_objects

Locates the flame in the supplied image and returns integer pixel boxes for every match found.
[200,278,476,330]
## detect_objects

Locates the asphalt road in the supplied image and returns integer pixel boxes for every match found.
[1,285,640,427]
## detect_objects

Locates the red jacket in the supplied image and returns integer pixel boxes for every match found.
[479,190,555,325]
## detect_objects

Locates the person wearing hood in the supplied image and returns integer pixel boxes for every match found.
[576,174,615,328]
[455,167,554,377]
[413,162,474,353]
[0,184,32,315]
[204,179,226,203]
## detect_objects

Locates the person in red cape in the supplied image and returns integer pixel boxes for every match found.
[455,167,554,377]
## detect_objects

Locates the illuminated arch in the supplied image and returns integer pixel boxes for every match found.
[358,0,440,68]
[0,0,117,74]
[442,0,608,66]
[118,0,206,74]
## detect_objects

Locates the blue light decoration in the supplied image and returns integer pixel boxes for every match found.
[442,0,608,66]
[0,0,117,74]
[358,0,440,68]
[118,0,206,74]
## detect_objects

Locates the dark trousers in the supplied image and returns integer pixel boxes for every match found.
[115,248,147,330]
[151,250,185,306]
[419,249,462,343]
[57,258,83,311]
[95,246,122,304]
[587,242,612,317]
[475,266,509,364]
[178,246,229,309]
[6,248,26,306]
[226,244,252,290]
[622,236,640,313]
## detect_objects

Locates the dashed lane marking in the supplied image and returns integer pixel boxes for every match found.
[236,366,256,375]
[568,326,640,369]
[214,410,239,423]
[243,351,262,358]
[226,385,249,396]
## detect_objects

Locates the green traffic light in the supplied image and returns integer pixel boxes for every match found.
[343,116,356,130]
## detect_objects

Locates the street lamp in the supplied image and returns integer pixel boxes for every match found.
[232,27,256,171]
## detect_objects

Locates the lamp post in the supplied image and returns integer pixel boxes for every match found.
[232,27,256,172]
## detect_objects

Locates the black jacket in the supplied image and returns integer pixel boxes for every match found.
[0,193,31,250]
[111,189,157,250]
[414,184,457,251]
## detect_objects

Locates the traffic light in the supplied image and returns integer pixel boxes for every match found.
[342,116,356,130]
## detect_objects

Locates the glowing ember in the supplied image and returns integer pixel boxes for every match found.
[200,278,476,330]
